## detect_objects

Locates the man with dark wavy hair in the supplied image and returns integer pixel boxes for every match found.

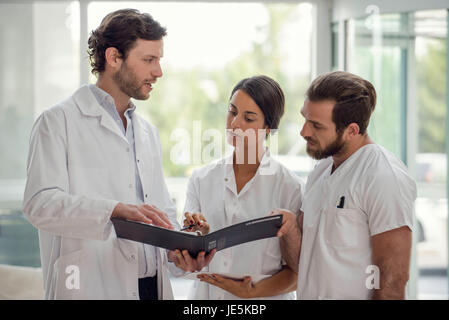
[274,71,417,300]
[23,9,211,300]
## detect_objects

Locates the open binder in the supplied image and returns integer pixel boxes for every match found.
[112,214,282,257]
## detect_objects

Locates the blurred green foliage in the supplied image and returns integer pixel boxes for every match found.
[417,39,446,153]
[350,13,447,158]
[135,5,309,177]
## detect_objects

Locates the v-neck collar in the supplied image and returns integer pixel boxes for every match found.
[224,148,271,197]
[325,144,375,181]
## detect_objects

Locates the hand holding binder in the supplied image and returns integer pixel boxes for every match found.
[182,212,210,235]
[112,214,282,257]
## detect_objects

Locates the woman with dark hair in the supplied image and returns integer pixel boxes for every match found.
[175,75,304,299]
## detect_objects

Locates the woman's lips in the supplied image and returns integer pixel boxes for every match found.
[227,131,242,138]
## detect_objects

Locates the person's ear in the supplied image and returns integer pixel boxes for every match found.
[344,123,360,140]
[104,47,122,70]
[263,124,271,139]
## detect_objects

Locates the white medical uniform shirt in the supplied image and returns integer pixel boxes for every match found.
[184,150,304,300]
[297,144,417,300]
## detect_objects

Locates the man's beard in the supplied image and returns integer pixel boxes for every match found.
[306,132,345,160]
[113,61,149,100]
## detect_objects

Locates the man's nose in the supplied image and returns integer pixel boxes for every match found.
[300,122,308,138]
[152,61,163,78]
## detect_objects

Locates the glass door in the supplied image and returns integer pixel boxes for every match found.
[345,9,448,299]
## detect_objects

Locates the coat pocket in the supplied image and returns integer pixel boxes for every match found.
[324,208,368,248]
[53,249,85,299]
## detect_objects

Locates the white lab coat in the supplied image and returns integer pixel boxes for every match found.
[184,151,303,300]
[22,85,182,300]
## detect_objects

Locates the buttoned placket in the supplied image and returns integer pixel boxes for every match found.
[90,86,152,279]
[214,151,279,300]
[220,166,236,296]
[125,109,151,277]
[125,113,134,193]
[221,160,256,280]
[99,94,138,200]
[117,102,148,276]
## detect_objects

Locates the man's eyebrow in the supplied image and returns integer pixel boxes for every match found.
[300,110,324,126]
[309,120,323,126]
[143,54,159,59]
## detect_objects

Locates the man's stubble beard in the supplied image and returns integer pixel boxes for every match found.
[306,131,345,160]
[113,61,149,101]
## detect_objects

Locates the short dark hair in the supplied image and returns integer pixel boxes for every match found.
[306,71,377,135]
[87,9,167,75]
[230,75,285,130]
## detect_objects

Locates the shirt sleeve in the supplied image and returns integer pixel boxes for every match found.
[362,167,417,236]
[280,174,304,266]
[22,108,118,241]
[279,171,304,217]
[183,170,201,214]
[288,178,304,216]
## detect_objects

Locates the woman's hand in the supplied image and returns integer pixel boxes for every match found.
[168,249,216,272]
[197,274,255,298]
[183,212,210,235]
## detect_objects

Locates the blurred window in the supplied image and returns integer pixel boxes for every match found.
[0,1,80,267]
[0,1,313,268]
[344,9,448,288]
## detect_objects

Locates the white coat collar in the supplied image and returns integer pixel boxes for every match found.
[73,85,103,117]
[72,85,128,143]
[223,148,271,196]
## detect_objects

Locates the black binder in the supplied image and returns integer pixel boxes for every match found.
[112,214,282,257]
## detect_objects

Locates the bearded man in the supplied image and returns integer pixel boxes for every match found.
[274,71,417,300]
[22,9,212,300]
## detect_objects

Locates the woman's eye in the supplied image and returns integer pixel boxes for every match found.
[245,118,254,122]
[228,110,237,116]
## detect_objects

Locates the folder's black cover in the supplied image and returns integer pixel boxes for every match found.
[112,214,282,257]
